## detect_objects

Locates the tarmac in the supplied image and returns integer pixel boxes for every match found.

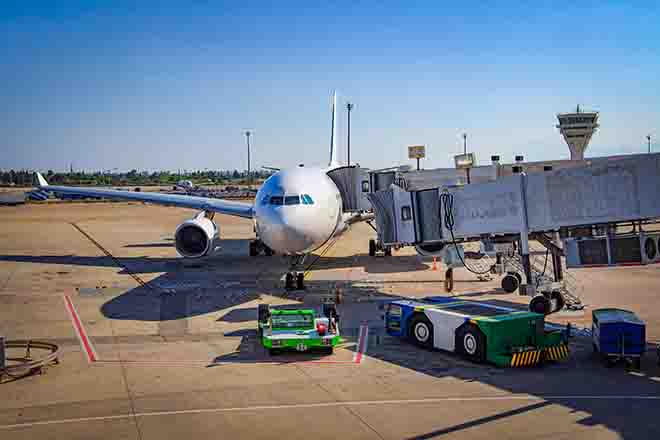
[1,202,660,439]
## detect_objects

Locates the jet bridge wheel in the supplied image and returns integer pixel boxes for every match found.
[455,323,487,363]
[408,314,434,348]
[296,273,305,290]
[501,274,519,293]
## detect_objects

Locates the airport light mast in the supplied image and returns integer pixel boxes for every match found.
[648,135,652,154]
[244,130,252,187]
[346,102,353,166]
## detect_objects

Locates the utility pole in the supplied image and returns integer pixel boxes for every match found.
[648,134,652,154]
[463,133,470,184]
[244,130,252,187]
[346,102,353,166]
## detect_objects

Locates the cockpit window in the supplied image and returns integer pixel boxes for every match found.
[302,194,314,205]
[284,195,300,205]
[270,196,283,205]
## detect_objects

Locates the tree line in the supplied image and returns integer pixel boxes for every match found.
[0,169,274,187]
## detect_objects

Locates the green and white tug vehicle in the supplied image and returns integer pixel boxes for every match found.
[258,304,341,355]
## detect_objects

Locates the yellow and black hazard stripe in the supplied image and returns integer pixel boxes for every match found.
[510,350,542,367]
[543,344,569,361]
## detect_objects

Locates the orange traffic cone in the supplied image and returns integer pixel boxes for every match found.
[432,257,437,271]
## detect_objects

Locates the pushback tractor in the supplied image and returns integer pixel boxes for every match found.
[384,297,569,367]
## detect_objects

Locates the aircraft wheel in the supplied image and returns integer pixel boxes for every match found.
[369,239,376,257]
[408,314,434,348]
[249,241,258,257]
[296,273,305,290]
[501,274,519,293]
[285,272,295,290]
[384,247,392,257]
[264,246,274,256]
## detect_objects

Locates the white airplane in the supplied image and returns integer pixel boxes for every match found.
[175,180,195,191]
[33,92,371,289]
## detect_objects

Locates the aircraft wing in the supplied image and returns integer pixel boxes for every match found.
[33,173,253,219]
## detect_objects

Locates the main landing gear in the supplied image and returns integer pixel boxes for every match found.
[249,239,274,257]
[285,255,307,290]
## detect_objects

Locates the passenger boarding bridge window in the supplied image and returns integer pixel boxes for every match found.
[284,195,300,205]
[361,180,369,192]
[270,196,283,205]
[401,206,412,221]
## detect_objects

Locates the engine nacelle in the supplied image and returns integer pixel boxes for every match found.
[174,212,219,258]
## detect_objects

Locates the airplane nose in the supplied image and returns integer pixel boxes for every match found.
[265,209,317,253]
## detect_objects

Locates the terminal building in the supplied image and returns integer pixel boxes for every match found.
[368,106,604,192]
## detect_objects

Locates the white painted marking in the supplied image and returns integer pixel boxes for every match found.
[2,395,660,430]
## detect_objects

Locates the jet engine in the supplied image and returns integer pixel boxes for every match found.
[174,212,219,258]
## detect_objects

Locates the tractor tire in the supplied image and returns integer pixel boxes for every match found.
[455,323,487,363]
[501,274,519,293]
[369,239,376,257]
[408,314,434,348]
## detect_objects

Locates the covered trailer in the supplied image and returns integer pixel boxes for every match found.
[384,297,568,367]
[592,308,646,369]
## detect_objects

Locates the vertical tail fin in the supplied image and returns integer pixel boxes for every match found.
[328,91,339,167]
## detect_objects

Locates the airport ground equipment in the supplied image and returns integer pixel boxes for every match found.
[369,153,660,314]
[0,340,60,382]
[592,308,645,369]
[384,297,568,367]
[258,304,341,355]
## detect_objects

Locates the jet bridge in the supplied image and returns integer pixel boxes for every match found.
[369,153,660,314]
[326,166,371,213]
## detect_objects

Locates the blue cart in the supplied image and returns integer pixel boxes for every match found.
[592,308,646,369]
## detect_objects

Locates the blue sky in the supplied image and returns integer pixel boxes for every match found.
[2,1,659,172]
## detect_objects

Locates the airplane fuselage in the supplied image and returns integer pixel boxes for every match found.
[254,166,343,255]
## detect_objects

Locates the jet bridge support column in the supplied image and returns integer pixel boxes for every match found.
[518,173,534,296]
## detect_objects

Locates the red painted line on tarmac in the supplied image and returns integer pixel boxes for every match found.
[353,325,368,364]
[63,294,97,363]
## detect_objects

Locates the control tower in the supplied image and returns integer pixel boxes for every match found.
[556,105,599,160]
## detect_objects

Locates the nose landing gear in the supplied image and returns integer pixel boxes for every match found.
[284,255,307,290]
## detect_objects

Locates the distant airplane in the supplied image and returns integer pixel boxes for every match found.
[33,92,371,289]
[175,180,195,191]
